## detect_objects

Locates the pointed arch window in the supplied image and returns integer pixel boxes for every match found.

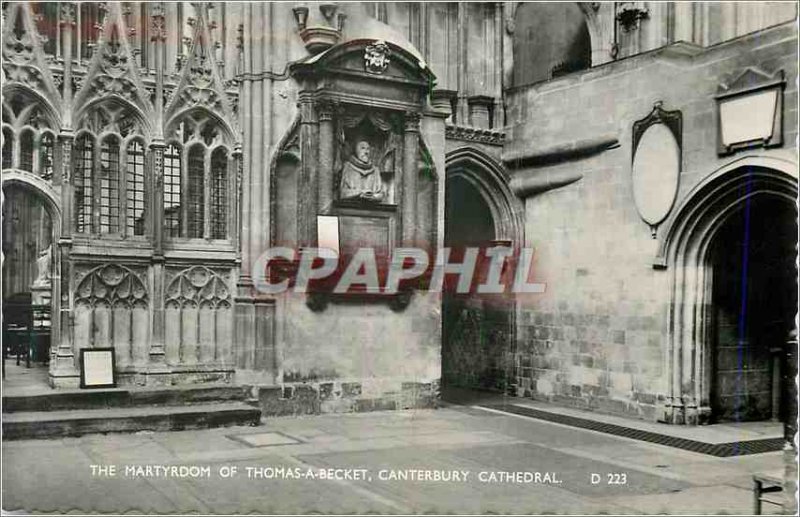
[186,145,205,239]
[74,135,94,233]
[2,128,12,169]
[210,147,228,240]
[99,136,121,233]
[19,130,34,172]
[2,96,56,178]
[125,140,146,236]
[163,143,182,237]
[163,115,232,241]
[73,131,149,238]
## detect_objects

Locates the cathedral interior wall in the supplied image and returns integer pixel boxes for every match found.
[504,20,798,421]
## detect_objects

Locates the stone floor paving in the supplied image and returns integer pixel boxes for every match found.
[2,404,788,514]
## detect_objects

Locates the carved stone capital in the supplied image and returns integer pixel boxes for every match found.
[150,3,167,43]
[59,3,77,26]
[404,111,421,133]
[317,101,335,122]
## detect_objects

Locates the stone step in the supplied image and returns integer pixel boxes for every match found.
[2,384,249,413]
[2,402,262,440]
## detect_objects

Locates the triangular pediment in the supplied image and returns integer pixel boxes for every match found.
[165,4,236,136]
[1,2,62,115]
[718,67,785,95]
[72,3,154,134]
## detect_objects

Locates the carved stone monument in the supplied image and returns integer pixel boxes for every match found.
[339,140,385,202]
[280,38,437,308]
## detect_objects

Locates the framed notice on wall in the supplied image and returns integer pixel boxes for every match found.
[79,348,116,389]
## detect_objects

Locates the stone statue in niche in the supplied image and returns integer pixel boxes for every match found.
[338,140,385,202]
[32,244,52,288]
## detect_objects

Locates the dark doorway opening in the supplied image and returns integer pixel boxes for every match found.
[441,174,513,392]
[2,184,53,383]
[710,196,797,423]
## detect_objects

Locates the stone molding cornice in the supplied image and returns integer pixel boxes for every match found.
[445,125,505,146]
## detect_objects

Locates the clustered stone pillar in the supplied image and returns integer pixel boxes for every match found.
[149,142,167,367]
[53,133,76,385]
[232,144,243,261]
[402,112,421,246]
[148,2,168,371]
[317,101,335,214]
[60,3,75,111]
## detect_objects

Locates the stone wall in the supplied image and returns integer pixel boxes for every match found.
[272,292,441,413]
[504,21,798,421]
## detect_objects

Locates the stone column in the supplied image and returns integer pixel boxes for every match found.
[298,92,319,247]
[51,133,79,388]
[151,144,165,256]
[232,144,243,261]
[60,4,76,120]
[456,3,470,125]
[402,112,421,246]
[317,101,335,214]
[149,142,167,369]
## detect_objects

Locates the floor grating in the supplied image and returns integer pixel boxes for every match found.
[480,403,784,457]
[227,431,303,448]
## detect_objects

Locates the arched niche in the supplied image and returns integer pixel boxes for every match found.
[445,147,523,246]
[656,156,798,425]
[511,2,592,87]
[1,173,63,370]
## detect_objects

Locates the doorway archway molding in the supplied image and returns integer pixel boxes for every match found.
[2,170,64,385]
[445,147,524,246]
[655,154,798,424]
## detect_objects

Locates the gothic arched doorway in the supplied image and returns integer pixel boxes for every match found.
[2,179,58,383]
[442,149,522,393]
[657,157,798,425]
[708,196,796,422]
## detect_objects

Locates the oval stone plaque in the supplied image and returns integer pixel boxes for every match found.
[632,123,680,226]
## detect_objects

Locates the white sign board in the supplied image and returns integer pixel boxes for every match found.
[317,215,341,259]
[719,89,777,147]
[80,349,116,388]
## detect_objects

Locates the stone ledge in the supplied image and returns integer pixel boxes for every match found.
[251,380,440,417]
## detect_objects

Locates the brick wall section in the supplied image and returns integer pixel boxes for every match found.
[504,22,798,421]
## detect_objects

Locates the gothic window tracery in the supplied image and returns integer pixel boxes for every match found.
[164,113,231,241]
[1,94,56,179]
[73,102,149,237]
